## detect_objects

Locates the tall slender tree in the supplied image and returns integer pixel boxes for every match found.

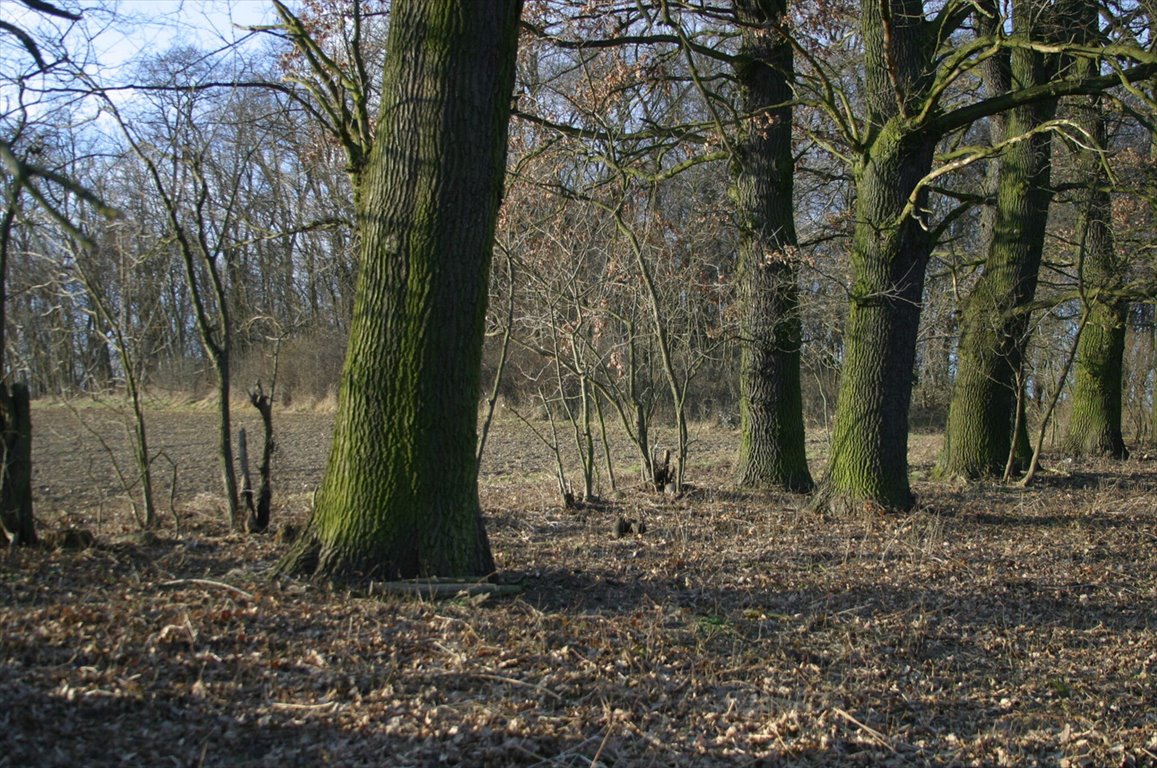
[939,0,1073,480]
[1063,5,1129,460]
[0,190,34,545]
[733,0,812,491]
[281,1,523,580]
[1,0,98,544]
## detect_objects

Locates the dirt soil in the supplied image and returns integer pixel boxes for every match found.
[2,403,1155,767]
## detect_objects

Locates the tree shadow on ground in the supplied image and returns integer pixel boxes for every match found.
[0,664,978,767]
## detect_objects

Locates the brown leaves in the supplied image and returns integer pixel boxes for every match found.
[6,415,1157,765]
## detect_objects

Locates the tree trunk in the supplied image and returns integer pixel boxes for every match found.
[1,383,35,546]
[127,373,157,528]
[1066,306,1127,457]
[1152,315,1157,447]
[1,186,35,545]
[244,384,275,533]
[820,0,938,512]
[213,352,241,528]
[732,0,813,492]
[940,13,1062,479]
[825,130,936,511]
[1063,29,1128,459]
[280,1,522,581]
[0,196,10,372]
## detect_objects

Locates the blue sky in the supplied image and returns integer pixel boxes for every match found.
[91,1,278,76]
[2,0,280,81]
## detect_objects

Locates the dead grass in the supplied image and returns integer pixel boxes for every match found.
[2,406,1155,766]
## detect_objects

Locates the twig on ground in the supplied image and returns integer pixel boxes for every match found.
[590,720,616,766]
[270,701,339,711]
[369,580,523,599]
[467,672,565,702]
[832,707,896,752]
[158,578,254,600]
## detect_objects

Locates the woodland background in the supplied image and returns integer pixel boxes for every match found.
[2,1,1156,765]
[4,0,1155,480]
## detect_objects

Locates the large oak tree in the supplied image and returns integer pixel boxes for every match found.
[822,0,1157,510]
[281,1,523,580]
[1063,4,1129,460]
[733,0,813,492]
[939,0,1073,479]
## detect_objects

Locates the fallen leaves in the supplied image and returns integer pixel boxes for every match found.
[4,417,1156,765]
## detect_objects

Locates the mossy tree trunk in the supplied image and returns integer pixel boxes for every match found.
[280,1,522,581]
[821,0,939,512]
[1063,13,1128,459]
[732,0,813,492]
[1151,43,1157,449]
[940,4,1066,479]
[825,129,936,511]
[1066,291,1127,458]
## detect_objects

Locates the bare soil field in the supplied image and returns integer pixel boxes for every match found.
[2,403,1155,766]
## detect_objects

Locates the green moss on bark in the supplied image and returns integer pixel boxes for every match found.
[280,2,521,582]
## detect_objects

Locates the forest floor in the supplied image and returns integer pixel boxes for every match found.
[2,402,1155,767]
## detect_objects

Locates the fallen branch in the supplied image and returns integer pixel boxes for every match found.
[832,707,896,753]
[368,580,523,600]
[270,701,339,711]
[158,578,254,600]
[464,672,564,702]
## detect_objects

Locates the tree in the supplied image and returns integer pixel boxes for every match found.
[0,194,34,544]
[1,0,100,544]
[820,0,1157,509]
[281,1,523,581]
[100,58,252,529]
[514,1,816,492]
[732,0,812,491]
[939,0,1072,479]
[1063,27,1129,459]
[507,4,737,494]
[818,0,944,511]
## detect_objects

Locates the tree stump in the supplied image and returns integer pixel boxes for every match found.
[243,383,275,533]
[652,448,672,491]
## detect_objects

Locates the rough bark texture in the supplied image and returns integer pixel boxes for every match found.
[281,1,522,581]
[940,2,1066,479]
[0,383,35,545]
[821,0,938,511]
[733,0,812,492]
[1066,305,1127,457]
[1063,59,1128,459]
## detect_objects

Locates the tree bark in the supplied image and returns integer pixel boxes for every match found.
[1,383,35,545]
[732,0,813,492]
[1063,19,1128,459]
[940,2,1066,479]
[1065,298,1126,457]
[280,1,522,581]
[820,0,938,511]
[1,187,35,545]
[245,384,275,533]
[212,354,241,528]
